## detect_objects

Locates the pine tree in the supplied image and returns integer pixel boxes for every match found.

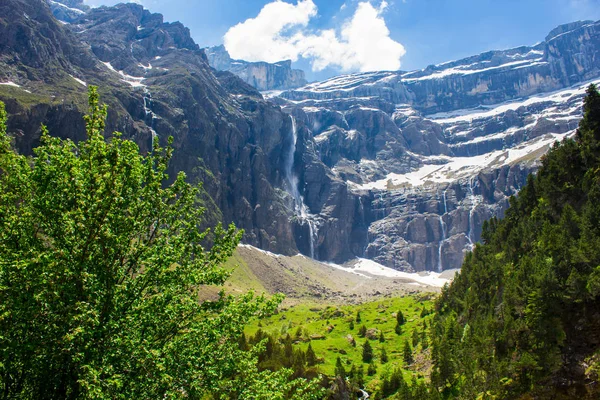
[379,331,385,343]
[306,343,317,367]
[396,310,405,325]
[403,340,413,365]
[358,324,367,337]
[362,340,373,363]
[412,329,420,347]
[356,311,362,323]
[367,362,377,376]
[395,322,403,336]
[335,356,346,377]
[380,347,388,364]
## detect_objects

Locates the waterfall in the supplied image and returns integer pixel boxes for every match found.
[285,115,318,259]
[467,178,479,250]
[143,87,158,146]
[437,189,448,272]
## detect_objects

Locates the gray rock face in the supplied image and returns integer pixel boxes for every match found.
[282,21,600,115]
[205,45,307,91]
[271,20,600,271]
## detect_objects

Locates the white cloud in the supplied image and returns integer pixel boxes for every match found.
[224,0,406,73]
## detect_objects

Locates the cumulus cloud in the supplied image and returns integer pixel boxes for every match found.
[224,0,406,72]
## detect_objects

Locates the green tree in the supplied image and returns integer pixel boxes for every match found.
[403,340,413,365]
[380,347,388,364]
[0,89,321,399]
[396,310,405,325]
[412,329,420,347]
[367,363,377,376]
[358,324,367,337]
[335,356,346,378]
[362,340,373,363]
[379,331,385,343]
[356,311,362,323]
[306,343,317,367]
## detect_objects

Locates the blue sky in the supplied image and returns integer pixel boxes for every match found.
[85,0,600,81]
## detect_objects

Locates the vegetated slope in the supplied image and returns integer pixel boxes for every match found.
[244,294,437,399]
[202,245,450,307]
[431,85,600,399]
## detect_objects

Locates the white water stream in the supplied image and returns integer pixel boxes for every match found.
[285,115,318,259]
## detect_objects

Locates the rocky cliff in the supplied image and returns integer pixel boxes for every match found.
[205,45,307,91]
[0,0,301,256]
[271,20,600,271]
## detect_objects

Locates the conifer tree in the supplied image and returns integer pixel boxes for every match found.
[362,340,373,363]
[306,343,317,367]
[403,340,413,365]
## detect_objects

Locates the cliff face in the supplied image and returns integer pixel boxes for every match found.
[0,0,300,256]
[2,1,600,272]
[205,45,307,91]
[282,21,600,114]
[271,20,600,271]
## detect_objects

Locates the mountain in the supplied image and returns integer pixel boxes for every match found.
[205,45,307,91]
[2,0,600,273]
[270,20,600,271]
[0,0,301,255]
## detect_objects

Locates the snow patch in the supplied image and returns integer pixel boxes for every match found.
[351,258,452,287]
[102,62,146,88]
[0,82,20,88]
[238,244,282,259]
[48,0,85,15]
[69,74,87,87]
[428,79,600,124]
[352,132,573,190]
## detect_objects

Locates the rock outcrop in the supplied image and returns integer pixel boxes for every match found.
[205,45,307,91]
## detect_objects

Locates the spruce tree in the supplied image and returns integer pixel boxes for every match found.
[380,347,388,364]
[362,340,374,363]
[403,340,413,365]
[306,343,317,367]
[335,356,346,377]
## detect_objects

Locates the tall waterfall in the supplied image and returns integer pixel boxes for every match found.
[285,115,318,259]
[467,178,479,250]
[437,189,448,272]
[143,87,158,145]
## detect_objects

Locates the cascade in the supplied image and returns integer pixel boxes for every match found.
[285,115,318,259]
[143,88,158,145]
[437,189,448,272]
[467,178,479,250]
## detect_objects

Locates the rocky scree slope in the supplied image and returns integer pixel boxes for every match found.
[271,20,600,271]
[205,45,307,91]
[0,0,305,255]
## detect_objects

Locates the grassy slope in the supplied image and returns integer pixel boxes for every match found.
[247,294,436,393]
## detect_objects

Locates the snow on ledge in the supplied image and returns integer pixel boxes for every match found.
[0,82,20,88]
[69,75,87,87]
